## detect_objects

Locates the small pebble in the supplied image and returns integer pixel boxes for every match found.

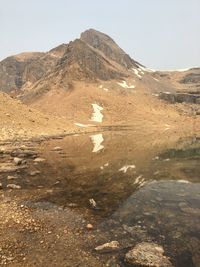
[86,224,94,230]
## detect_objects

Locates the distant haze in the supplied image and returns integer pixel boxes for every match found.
[1,0,200,70]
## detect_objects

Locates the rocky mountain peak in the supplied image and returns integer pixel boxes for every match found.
[56,38,126,81]
[80,29,140,69]
[0,29,143,95]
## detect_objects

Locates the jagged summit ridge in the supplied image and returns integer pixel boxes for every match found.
[81,29,140,69]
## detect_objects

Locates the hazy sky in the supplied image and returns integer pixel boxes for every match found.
[1,0,199,70]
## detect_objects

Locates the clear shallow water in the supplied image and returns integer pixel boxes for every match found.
[0,131,200,266]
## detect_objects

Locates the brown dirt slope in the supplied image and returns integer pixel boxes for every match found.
[0,92,74,141]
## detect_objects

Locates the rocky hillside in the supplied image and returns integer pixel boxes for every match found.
[0,29,138,95]
[154,68,200,94]
[0,44,68,94]
[0,92,75,141]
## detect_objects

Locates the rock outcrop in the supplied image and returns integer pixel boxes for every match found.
[160,92,200,104]
[125,242,174,267]
[0,46,68,94]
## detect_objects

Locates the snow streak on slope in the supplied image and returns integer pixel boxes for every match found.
[119,165,136,173]
[91,104,104,123]
[132,68,142,79]
[117,81,135,89]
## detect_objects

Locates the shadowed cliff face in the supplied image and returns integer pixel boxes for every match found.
[0,50,64,93]
[55,38,127,81]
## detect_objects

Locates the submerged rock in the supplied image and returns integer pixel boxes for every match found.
[95,241,120,252]
[7,175,18,180]
[30,170,41,176]
[188,237,200,267]
[125,242,174,267]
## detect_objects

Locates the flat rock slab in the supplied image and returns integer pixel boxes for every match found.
[125,242,174,267]
[95,241,120,253]
[11,149,37,158]
[0,163,27,173]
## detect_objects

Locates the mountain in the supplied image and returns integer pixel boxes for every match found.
[0,29,148,96]
[0,29,199,136]
[0,29,199,97]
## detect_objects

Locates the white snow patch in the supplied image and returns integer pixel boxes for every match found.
[132,68,142,79]
[74,123,93,128]
[117,81,135,89]
[99,85,103,89]
[103,88,109,92]
[153,77,159,82]
[119,165,136,173]
[136,63,156,73]
[90,133,104,153]
[91,104,104,123]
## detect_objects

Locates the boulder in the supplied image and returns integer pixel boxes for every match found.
[7,184,21,189]
[125,242,174,267]
[13,157,23,165]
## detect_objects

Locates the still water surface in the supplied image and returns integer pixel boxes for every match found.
[2,131,200,266]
